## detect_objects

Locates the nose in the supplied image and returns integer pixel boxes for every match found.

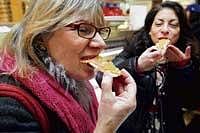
[161,23,169,35]
[90,33,107,49]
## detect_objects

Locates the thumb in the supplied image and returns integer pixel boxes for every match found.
[101,74,113,98]
[185,46,191,59]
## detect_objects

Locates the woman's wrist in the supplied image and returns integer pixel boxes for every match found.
[134,57,144,74]
[94,120,116,133]
[170,59,191,68]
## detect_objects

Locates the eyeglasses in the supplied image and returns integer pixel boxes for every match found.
[65,23,111,40]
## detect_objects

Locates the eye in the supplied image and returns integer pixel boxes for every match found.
[79,27,90,33]
[169,23,179,28]
[154,22,163,27]
[79,25,94,35]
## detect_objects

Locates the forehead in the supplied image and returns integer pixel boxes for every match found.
[154,8,178,21]
[75,13,104,27]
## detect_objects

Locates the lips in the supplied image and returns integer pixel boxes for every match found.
[158,37,169,40]
[80,55,98,62]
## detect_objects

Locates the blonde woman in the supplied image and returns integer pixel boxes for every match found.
[0,0,137,132]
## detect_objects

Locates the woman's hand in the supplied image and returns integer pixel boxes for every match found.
[165,45,191,67]
[94,69,137,133]
[137,46,163,72]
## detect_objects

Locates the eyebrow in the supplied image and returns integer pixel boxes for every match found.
[156,18,179,22]
[74,20,92,24]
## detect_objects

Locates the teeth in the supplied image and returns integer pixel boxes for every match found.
[80,60,89,63]
[80,58,94,63]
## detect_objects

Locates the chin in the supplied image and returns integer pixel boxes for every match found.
[72,71,95,81]
[83,72,95,80]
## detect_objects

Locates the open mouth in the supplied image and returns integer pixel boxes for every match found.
[80,56,98,69]
[80,55,98,63]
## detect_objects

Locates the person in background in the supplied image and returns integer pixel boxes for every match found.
[0,0,137,132]
[186,0,200,42]
[112,1,200,133]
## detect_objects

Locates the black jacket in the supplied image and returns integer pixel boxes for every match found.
[111,44,200,133]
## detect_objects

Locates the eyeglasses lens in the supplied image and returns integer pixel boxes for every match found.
[77,23,110,40]
[78,24,96,39]
[99,27,110,40]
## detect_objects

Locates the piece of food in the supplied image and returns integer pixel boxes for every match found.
[156,38,170,54]
[156,39,170,64]
[81,56,121,77]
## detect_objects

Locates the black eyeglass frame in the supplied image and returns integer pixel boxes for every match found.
[65,23,111,40]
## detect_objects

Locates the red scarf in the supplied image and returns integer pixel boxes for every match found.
[0,54,98,133]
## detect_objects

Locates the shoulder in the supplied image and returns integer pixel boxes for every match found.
[0,96,40,132]
[0,74,44,132]
[0,96,36,120]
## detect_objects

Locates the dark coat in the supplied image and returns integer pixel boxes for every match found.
[111,39,200,133]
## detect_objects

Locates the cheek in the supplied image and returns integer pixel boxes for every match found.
[149,31,158,44]
[170,30,180,45]
[149,25,160,44]
[170,35,179,45]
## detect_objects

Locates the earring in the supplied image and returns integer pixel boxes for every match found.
[39,44,47,51]
[149,32,151,35]
[34,41,47,52]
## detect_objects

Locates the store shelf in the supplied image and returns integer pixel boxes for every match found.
[104,16,129,21]
[0,22,15,26]
[0,0,26,24]
[103,0,127,3]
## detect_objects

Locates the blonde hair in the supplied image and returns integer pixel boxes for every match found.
[0,0,105,76]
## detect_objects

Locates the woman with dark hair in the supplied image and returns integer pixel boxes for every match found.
[112,1,200,133]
